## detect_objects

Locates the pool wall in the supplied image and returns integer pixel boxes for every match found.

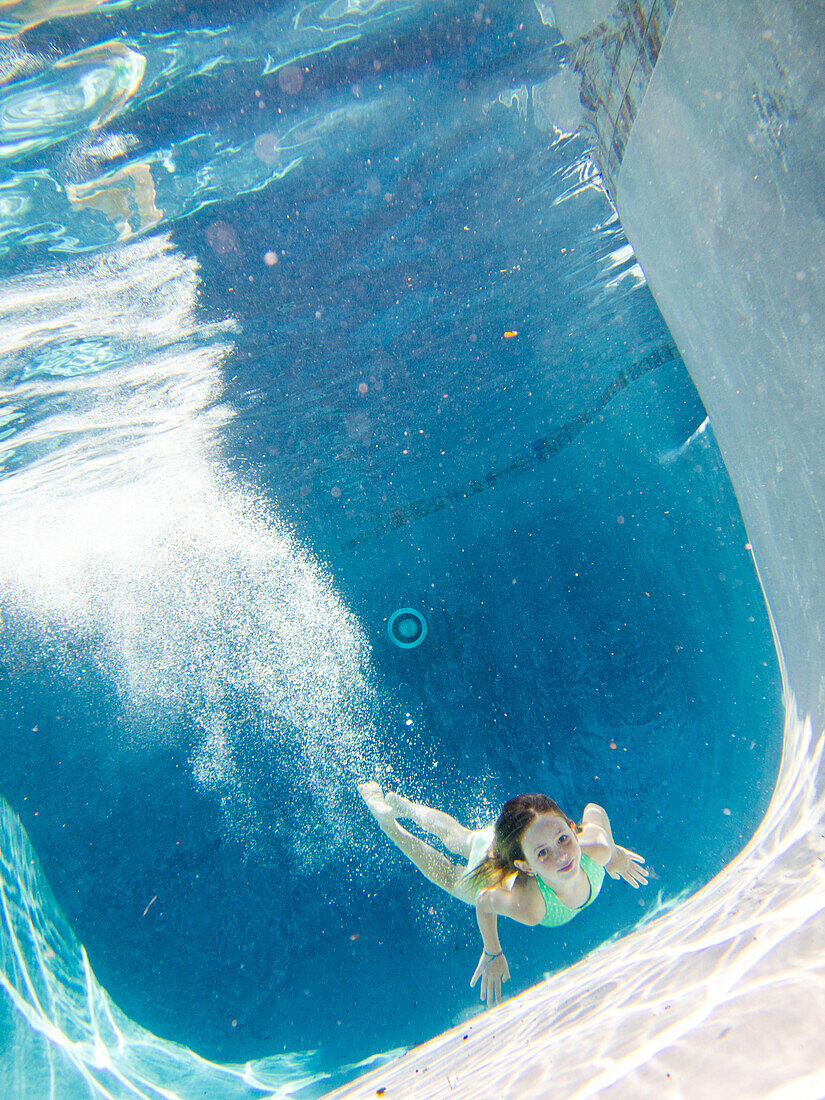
[330,1,825,1095]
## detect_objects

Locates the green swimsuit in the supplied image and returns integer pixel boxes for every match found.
[536,852,605,927]
[465,828,605,928]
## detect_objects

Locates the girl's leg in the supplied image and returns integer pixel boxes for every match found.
[359,783,475,903]
[383,791,476,860]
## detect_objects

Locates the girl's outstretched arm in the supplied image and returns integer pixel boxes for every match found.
[470,901,510,1008]
[580,804,648,887]
[470,881,542,1006]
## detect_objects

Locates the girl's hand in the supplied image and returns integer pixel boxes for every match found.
[470,951,510,1008]
[606,844,648,887]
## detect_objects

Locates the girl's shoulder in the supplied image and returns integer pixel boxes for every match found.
[491,872,546,926]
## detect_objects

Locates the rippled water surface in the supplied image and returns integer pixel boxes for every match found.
[0,1,782,1095]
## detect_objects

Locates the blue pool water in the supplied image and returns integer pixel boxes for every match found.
[0,1,782,1095]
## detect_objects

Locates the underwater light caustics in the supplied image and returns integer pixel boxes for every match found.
[0,0,156,39]
[0,234,381,857]
[0,41,146,161]
[0,83,397,255]
[0,793,403,1097]
[0,0,467,257]
[0,0,433,169]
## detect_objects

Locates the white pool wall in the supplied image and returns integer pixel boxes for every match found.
[618,0,825,729]
[327,1,825,1095]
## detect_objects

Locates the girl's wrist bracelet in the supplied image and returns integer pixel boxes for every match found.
[483,950,503,958]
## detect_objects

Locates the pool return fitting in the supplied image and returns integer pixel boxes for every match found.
[387,607,428,648]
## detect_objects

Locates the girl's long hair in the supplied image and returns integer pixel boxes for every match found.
[464,793,576,890]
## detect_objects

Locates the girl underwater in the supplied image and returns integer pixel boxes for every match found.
[358,783,648,1007]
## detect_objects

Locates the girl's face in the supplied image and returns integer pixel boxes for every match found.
[518,812,581,885]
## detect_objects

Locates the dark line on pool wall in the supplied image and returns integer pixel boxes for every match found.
[575,0,677,205]
[339,342,681,552]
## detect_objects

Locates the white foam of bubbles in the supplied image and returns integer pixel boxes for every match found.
[0,233,380,859]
